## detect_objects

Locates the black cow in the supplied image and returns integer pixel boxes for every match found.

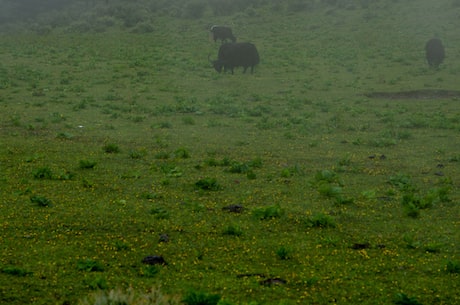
[425,38,445,68]
[210,25,236,43]
[209,42,259,74]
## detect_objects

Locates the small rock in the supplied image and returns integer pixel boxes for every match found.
[260,277,287,286]
[351,243,370,250]
[159,234,169,243]
[222,204,244,213]
[142,255,167,265]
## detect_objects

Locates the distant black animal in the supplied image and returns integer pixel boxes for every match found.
[210,25,236,43]
[209,42,259,74]
[425,38,445,68]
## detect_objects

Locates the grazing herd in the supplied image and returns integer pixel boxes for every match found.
[208,25,260,74]
[207,25,446,74]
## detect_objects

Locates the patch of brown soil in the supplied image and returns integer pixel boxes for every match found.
[364,89,460,100]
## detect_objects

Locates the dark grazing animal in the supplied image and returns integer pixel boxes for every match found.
[210,25,236,43]
[209,42,259,74]
[425,38,445,68]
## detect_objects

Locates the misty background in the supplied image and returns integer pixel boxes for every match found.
[1,0,457,35]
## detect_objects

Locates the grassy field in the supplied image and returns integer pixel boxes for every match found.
[1,1,459,304]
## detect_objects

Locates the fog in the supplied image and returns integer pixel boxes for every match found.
[0,0,455,41]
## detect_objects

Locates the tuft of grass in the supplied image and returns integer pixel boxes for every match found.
[222,224,243,237]
[150,207,170,219]
[194,177,221,191]
[32,167,53,179]
[1,266,33,277]
[182,289,221,305]
[306,213,336,228]
[174,147,190,159]
[140,265,160,278]
[85,276,108,290]
[252,204,284,220]
[276,246,291,260]
[393,293,422,305]
[79,159,97,169]
[30,195,52,207]
[446,261,460,274]
[77,259,105,272]
[103,143,120,153]
[128,149,146,159]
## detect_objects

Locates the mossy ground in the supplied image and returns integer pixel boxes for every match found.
[0,1,459,304]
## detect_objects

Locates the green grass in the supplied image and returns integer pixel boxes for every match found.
[0,1,459,304]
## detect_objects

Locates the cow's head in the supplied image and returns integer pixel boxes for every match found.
[208,54,224,73]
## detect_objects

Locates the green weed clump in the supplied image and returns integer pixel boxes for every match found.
[222,223,243,237]
[103,143,120,153]
[150,207,170,219]
[174,147,191,159]
[1,266,32,277]
[85,276,108,290]
[252,204,284,220]
[400,186,451,218]
[32,167,53,179]
[182,289,221,305]
[30,195,52,207]
[276,246,292,260]
[79,159,97,169]
[77,259,105,272]
[393,293,422,305]
[128,149,146,159]
[446,261,460,274]
[306,213,336,228]
[195,177,221,191]
[140,265,160,278]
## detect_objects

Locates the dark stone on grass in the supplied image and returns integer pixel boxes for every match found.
[434,171,444,176]
[351,242,371,250]
[142,255,167,265]
[159,234,169,243]
[222,204,244,213]
[260,277,287,286]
